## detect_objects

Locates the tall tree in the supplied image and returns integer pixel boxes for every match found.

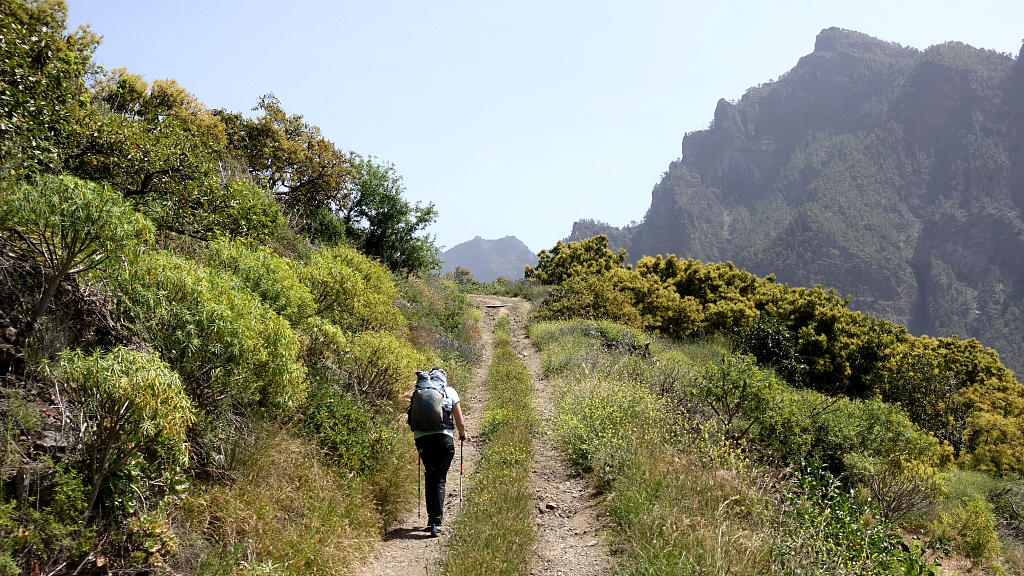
[216,94,354,239]
[0,0,98,175]
[63,70,282,241]
[345,155,439,273]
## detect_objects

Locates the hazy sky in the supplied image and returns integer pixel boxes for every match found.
[65,1,1023,254]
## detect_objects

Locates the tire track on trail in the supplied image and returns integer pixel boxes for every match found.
[355,296,612,576]
[497,298,614,576]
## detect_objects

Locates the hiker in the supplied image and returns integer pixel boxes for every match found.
[408,366,467,536]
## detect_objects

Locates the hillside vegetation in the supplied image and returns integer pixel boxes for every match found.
[5,3,1024,574]
[526,235,1024,573]
[570,27,1024,378]
[0,1,480,574]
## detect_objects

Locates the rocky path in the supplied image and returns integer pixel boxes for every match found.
[355,296,612,576]
[496,298,614,576]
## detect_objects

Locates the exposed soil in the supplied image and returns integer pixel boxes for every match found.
[355,296,613,576]
[500,298,615,576]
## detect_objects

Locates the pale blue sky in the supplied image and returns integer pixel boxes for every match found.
[65,1,1023,254]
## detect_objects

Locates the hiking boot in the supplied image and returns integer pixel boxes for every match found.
[429,524,440,537]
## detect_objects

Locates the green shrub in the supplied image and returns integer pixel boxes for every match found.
[688,354,776,444]
[524,235,627,286]
[303,319,426,406]
[930,497,1002,567]
[667,347,945,477]
[185,178,284,244]
[111,251,308,418]
[302,386,384,475]
[732,315,807,385]
[0,173,153,345]
[532,269,644,328]
[0,498,17,576]
[0,553,16,576]
[299,244,406,334]
[961,375,1024,472]
[47,347,195,516]
[942,468,1003,504]
[204,237,315,327]
[771,469,930,575]
[844,454,946,524]
[748,383,942,476]
[3,465,98,572]
[874,335,1021,465]
[301,382,414,526]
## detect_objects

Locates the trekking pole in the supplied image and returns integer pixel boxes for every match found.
[459,438,464,513]
[417,454,422,520]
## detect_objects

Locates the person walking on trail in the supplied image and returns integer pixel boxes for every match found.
[407,366,467,537]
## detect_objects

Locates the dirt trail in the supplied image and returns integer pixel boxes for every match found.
[498,298,614,576]
[355,296,612,576]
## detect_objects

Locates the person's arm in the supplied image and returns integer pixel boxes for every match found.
[452,401,467,441]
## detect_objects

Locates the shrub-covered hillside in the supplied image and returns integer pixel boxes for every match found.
[0,1,480,574]
[526,235,1024,572]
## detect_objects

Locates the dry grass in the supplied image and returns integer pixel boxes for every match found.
[168,428,380,575]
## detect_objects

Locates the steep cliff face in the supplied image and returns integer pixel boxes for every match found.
[570,28,1024,374]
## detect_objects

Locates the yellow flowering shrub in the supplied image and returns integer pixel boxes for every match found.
[204,237,316,327]
[299,244,406,335]
[112,251,308,416]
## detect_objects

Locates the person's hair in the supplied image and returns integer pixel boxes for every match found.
[430,366,446,377]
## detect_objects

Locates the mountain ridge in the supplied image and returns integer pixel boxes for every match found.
[568,27,1024,374]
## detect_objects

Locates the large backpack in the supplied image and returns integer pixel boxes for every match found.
[407,370,452,432]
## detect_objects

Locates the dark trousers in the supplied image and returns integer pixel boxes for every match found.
[416,433,455,526]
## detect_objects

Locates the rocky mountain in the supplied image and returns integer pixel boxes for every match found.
[441,236,537,282]
[569,28,1024,375]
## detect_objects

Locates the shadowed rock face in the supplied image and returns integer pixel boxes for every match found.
[569,28,1024,374]
[441,236,537,282]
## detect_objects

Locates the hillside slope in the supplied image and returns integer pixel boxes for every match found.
[570,28,1024,374]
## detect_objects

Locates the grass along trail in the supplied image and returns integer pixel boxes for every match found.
[501,299,615,576]
[439,303,537,575]
[454,297,613,576]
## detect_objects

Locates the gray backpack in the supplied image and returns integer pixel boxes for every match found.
[407,370,452,432]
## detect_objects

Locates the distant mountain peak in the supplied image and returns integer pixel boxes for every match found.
[813,27,885,54]
[441,235,537,282]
